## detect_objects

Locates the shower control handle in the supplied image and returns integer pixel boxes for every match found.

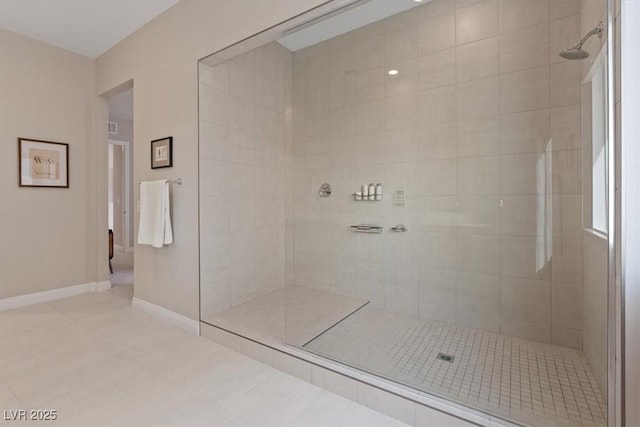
[390,224,407,232]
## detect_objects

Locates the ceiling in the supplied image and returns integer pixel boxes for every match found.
[0,0,179,58]
[277,0,430,52]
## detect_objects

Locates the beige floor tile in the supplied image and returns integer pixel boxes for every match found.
[341,405,409,427]
[268,387,354,426]
[0,304,74,336]
[132,396,237,426]
[0,383,22,410]
[0,289,411,427]
[217,370,313,425]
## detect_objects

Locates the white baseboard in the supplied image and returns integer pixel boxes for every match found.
[0,280,113,312]
[131,297,199,336]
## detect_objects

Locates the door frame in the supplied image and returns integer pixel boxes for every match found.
[108,139,132,253]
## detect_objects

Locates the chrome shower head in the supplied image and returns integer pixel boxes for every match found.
[559,21,604,60]
[559,46,591,60]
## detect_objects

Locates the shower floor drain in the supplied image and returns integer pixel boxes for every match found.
[436,353,454,362]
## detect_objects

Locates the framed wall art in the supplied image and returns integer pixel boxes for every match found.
[18,138,69,188]
[151,136,173,169]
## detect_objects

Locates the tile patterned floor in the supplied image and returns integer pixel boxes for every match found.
[305,307,607,427]
[0,290,404,427]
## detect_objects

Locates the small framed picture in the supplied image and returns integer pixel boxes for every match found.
[18,138,69,188]
[151,137,173,169]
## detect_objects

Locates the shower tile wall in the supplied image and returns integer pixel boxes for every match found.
[291,0,584,348]
[199,43,292,318]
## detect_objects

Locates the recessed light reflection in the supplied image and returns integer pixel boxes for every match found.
[388,69,399,76]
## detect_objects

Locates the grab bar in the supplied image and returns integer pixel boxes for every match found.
[349,224,383,234]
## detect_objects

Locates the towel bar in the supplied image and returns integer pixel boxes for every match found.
[139,178,182,185]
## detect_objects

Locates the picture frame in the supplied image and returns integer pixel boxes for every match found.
[18,138,69,188]
[151,136,173,169]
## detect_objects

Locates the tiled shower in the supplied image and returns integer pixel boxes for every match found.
[198,1,610,426]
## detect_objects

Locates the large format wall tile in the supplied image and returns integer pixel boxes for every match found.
[499,66,550,113]
[456,76,500,119]
[200,43,291,316]
[456,117,499,157]
[457,155,500,195]
[500,236,552,280]
[286,0,584,346]
[455,36,499,82]
[419,49,456,90]
[499,109,551,154]
[499,22,550,74]
[499,0,550,33]
[418,12,455,55]
[500,276,552,324]
[500,152,541,195]
[456,0,499,45]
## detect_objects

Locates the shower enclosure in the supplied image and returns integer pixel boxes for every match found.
[198,1,613,426]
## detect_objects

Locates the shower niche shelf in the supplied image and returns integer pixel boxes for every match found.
[352,183,382,201]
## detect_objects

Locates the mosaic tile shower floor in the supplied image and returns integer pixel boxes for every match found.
[305,307,606,427]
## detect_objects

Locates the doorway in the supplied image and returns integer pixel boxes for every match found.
[107,88,133,300]
[108,140,131,251]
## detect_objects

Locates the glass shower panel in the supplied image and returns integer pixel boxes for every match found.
[198,42,292,341]
[285,1,608,426]
[195,1,611,426]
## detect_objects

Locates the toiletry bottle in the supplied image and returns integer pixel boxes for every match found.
[368,183,375,201]
[375,183,382,201]
[362,184,368,200]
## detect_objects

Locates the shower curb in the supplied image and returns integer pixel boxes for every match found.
[201,321,520,427]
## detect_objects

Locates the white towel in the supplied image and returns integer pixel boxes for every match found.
[137,180,173,248]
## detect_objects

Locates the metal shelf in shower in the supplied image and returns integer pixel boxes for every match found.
[349,224,383,234]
